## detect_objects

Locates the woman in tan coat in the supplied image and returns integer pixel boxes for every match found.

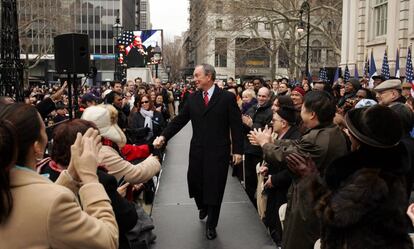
[0,103,118,249]
[81,104,161,184]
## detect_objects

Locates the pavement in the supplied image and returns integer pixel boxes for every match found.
[151,124,275,249]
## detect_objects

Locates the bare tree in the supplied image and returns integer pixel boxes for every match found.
[162,38,184,81]
[17,0,72,86]
[223,0,342,79]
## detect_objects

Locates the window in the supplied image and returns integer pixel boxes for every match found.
[265,23,271,30]
[373,0,387,36]
[215,38,227,67]
[311,40,322,63]
[216,1,223,14]
[216,19,223,30]
[141,1,147,11]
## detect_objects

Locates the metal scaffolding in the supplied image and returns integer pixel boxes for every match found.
[0,0,24,101]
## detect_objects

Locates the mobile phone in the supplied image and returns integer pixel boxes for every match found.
[118,176,126,187]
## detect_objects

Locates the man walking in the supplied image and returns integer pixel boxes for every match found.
[153,64,243,240]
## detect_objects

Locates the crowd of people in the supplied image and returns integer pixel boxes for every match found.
[1,68,414,248]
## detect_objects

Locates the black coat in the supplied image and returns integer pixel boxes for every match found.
[264,126,302,237]
[315,144,412,249]
[128,110,166,144]
[162,86,243,205]
[36,97,55,119]
[243,101,273,156]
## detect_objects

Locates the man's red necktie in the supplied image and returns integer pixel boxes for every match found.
[203,91,209,106]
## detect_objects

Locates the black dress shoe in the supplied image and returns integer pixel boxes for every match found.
[206,227,217,240]
[199,209,208,220]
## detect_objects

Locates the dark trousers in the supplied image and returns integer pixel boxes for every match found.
[195,195,222,229]
[244,154,262,206]
[264,188,287,245]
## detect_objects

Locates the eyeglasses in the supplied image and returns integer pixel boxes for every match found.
[141,101,149,104]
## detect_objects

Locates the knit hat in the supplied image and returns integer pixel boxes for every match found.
[292,87,306,97]
[345,105,402,148]
[276,106,297,125]
[81,104,127,148]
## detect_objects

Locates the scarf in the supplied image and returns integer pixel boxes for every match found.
[140,108,154,141]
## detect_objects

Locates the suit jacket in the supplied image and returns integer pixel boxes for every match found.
[0,168,118,249]
[162,86,243,205]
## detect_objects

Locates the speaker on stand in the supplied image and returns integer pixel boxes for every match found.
[54,33,90,119]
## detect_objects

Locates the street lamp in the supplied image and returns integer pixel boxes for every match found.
[297,0,310,79]
[153,43,162,78]
[112,17,123,81]
[166,65,171,82]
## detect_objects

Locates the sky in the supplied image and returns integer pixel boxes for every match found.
[149,0,189,41]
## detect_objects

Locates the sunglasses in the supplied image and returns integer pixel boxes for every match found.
[141,101,149,104]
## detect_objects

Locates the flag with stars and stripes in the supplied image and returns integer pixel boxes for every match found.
[395,48,400,78]
[381,49,390,80]
[406,46,414,89]
[344,65,350,82]
[117,31,135,48]
[117,30,161,55]
[369,50,378,88]
[319,67,328,82]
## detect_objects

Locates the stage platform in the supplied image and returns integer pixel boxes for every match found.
[151,124,275,249]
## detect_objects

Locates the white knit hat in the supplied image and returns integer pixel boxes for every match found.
[81,104,126,148]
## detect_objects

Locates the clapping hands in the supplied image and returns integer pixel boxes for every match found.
[67,128,102,183]
[248,125,273,147]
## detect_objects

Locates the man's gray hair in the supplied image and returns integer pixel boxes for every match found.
[198,63,216,81]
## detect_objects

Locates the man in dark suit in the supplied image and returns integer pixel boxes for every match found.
[153,64,243,240]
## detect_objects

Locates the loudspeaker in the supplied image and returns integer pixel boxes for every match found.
[54,33,90,74]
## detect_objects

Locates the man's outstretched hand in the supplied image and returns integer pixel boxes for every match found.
[153,136,166,149]
[232,154,242,165]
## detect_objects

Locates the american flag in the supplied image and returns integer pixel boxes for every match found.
[319,67,328,82]
[117,31,135,46]
[344,65,350,81]
[381,49,390,80]
[117,31,136,55]
[406,46,414,86]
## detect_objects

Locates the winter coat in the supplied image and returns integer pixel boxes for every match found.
[314,144,413,249]
[243,101,273,156]
[262,123,349,249]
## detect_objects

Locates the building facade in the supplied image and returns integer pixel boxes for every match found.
[136,0,151,30]
[17,0,138,84]
[183,0,342,82]
[341,0,414,78]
